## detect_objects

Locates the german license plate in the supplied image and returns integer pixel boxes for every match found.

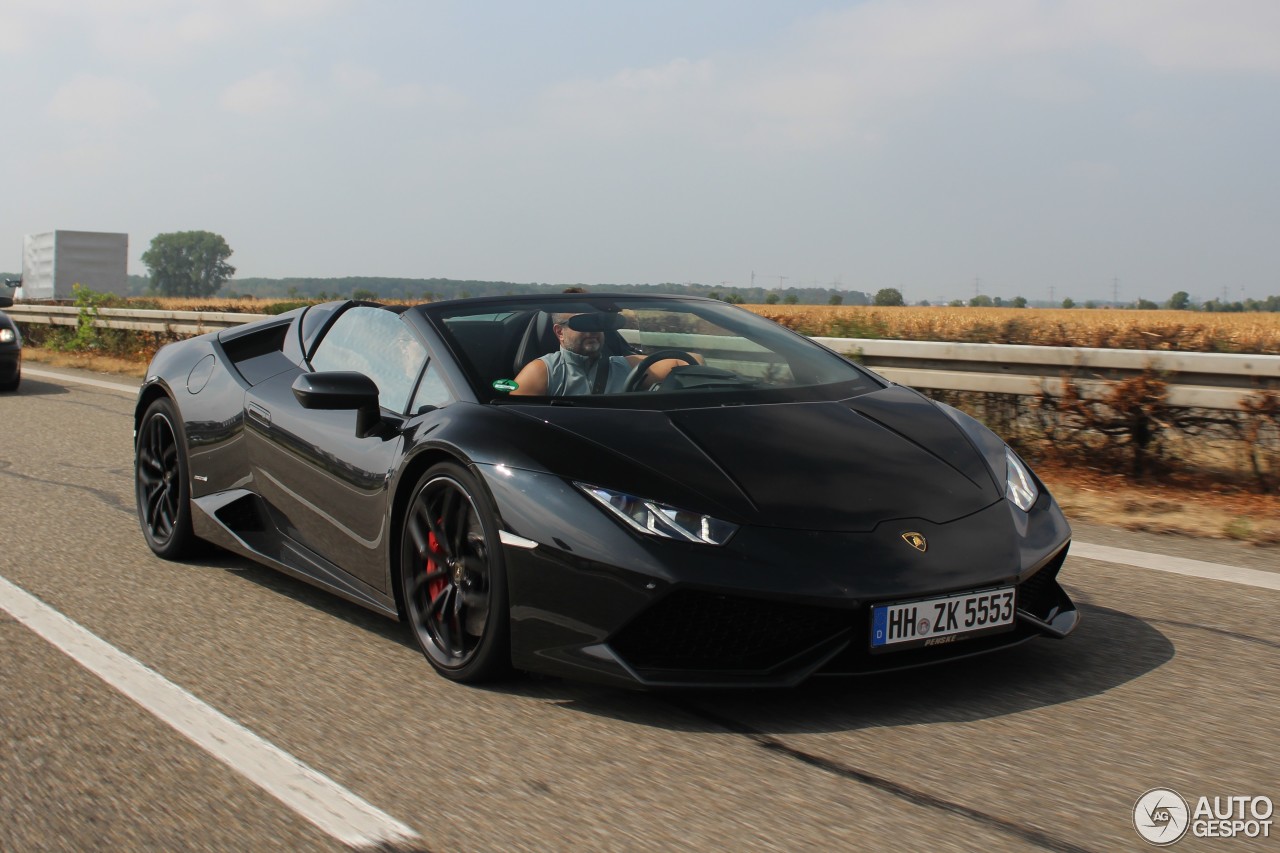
[871,586,1016,652]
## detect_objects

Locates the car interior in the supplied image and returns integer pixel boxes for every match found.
[443,310,638,389]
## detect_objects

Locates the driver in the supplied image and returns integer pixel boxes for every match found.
[510,312,698,396]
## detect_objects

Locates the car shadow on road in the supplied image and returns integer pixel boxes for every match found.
[539,595,1175,735]
[5,377,71,397]
[208,554,1174,736]
[193,551,416,648]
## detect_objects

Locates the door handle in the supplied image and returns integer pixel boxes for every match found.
[247,402,272,427]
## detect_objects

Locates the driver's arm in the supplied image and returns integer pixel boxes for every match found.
[624,352,704,386]
[510,358,549,396]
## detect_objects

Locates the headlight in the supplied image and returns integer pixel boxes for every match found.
[1005,449,1039,512]
[576,483,738,545]
[0,328,14,344]
[937,401,1041,512]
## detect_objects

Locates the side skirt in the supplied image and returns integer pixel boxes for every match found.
[192,490,399,619]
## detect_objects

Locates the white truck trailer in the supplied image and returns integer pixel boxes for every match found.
[19,230,129,300]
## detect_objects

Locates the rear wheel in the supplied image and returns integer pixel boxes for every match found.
[400,462,510,683]
[135,397,198,559]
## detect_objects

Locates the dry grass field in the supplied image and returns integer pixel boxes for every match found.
[116,297,1280,354]
[124,295,309,312]
[747,304,1280,354]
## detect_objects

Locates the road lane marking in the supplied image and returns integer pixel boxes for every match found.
[0,573,420,850]
[1070,541,1280,591]
[23,366,140,395]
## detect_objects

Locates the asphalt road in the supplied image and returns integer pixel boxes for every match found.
[2,366,1277,852]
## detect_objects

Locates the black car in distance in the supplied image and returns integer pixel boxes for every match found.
[0,289,22,392]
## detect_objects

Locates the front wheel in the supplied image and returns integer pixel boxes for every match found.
[400,462,511,683]
[135,397,198,559]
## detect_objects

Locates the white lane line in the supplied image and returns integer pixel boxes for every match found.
[0,573,420,850]
[23,366,140,395]
[1072,541,1280,591]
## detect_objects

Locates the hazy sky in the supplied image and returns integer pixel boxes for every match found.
[3,0,1278,303]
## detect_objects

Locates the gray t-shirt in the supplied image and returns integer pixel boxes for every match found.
[538,348,632,395]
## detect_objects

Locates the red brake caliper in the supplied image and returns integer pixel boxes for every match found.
[425,522,448,606]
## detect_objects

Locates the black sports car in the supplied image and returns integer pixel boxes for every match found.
[134,293,1077,688]
[0,292,21,392]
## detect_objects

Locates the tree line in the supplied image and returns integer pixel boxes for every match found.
[127,232,872,304]
[121,231,1280,311]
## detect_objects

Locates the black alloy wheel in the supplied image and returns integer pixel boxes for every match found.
[400,462,510,682]
[135,397,197,559]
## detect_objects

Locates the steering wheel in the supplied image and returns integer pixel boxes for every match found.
[622,349,699,392]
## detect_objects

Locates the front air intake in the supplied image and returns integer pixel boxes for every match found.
[610,590,852,675]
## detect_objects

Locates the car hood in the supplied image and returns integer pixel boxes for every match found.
[501,386,1002,531]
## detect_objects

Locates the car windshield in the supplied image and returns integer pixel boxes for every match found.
[422,296,880,406]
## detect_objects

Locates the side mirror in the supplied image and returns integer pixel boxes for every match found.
[292,371,381,437]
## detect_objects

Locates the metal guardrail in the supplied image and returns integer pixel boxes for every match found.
[7,305,1278,410]
[813,337,1277,410]
[3,304,269,335]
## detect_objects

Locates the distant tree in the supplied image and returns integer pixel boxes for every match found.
[1202,299,1244,313]
[765,292,780,304]
[828,293,844,306]
[783,294,799,304]
[1168,291,1191,310]
[352,288,378,301]
[1084,300,1100,309]
[725,293,745,304]
[708,291,721,301]
[1062,297,1075,308]
[917,299,931,306]
[1136,298,1159,310]
[142,230,235,297]
[948,299,965,307]
[1011,296,1028,308]
[969,294,994,307]
[873,288,905,306]
[992,296,1005,307]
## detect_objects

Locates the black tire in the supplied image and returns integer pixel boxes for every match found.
[135,397,198,559]
[0,365,17,392]
[400,462,511,683]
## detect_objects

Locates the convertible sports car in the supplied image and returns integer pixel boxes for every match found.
[0,292,21,392]
[134,293,1077,688]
